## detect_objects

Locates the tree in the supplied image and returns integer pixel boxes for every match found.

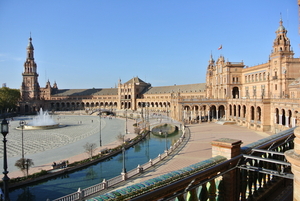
[0,87,20,113]
[83,142,97,159]
[15,158,34,177]
[116,133,125,143]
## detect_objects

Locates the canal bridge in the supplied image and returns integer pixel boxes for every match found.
[147,115,183,131]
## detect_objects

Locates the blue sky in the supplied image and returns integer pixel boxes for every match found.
[0,1,299,89]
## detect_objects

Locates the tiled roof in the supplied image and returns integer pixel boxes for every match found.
[143,83,206,94]
[51,88,118,96]
[289,77,300,86]
[125,77,148,85]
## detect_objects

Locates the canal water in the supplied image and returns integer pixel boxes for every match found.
[9,131,181,201]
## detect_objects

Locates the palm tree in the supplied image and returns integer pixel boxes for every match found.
[15,158,34,177]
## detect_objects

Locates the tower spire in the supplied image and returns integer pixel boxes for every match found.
[270,16,293,58]
[21,36,40,101]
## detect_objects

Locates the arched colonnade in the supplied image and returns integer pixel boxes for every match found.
[182,104,226,123]
[274,108,298,128]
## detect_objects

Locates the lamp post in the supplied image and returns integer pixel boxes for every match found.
[165,132,168,151]
[19,121,26,159]
[99,112,102,147]
[125,109,127,134]
[1,118,10,201]
[122,136,126,173]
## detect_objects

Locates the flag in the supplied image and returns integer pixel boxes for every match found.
[218,45,222,50]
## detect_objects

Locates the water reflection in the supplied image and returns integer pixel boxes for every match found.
[9,132,181,201]
[16,187,35,201]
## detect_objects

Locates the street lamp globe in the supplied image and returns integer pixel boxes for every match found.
[1,119,9,136]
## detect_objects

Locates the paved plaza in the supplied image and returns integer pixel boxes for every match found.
[0,113,272,192]
[0,115,136,178]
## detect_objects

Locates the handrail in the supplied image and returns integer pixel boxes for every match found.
[88,127,295,201]
[53,126,189,201]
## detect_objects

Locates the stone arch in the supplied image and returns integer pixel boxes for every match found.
[218,105,225,119]
[288,110,292,127]
[250,106,255,120]
[282,109,286,126]
[232,87,239,99]
[25,105,29,113]
[275,108,279,124]
[233,105,237,117]
[210,105,217,119]
[242,105,246,118]
[257,106,261,121]
[56,102,60,110]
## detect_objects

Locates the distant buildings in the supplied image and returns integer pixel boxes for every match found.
[20,17,300,133]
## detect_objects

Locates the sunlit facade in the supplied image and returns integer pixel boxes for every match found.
[20,17,300,133]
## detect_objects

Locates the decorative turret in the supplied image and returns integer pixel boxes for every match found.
[207,53,215,70]
[24,36,37,74]
[53,81,58,89]
[271,17,294,58]
[46,80,51,88]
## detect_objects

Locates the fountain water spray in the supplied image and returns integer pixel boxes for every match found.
[28,108,57,126]
[18,108,59,130]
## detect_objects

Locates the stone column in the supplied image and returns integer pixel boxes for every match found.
[286,116,289,128]
[211,138,242,159]
[216,110,219,120]
[279,114,282,125]
[207,110,210,122]
[211,138,242,201]
[199,110,202,124]
[285,127,300,200]
[292,117,296,127]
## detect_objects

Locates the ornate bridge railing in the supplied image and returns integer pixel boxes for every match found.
[87,127,295,201]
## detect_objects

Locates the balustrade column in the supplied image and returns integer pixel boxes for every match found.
[211,138,242,201]
[285,127,300,200]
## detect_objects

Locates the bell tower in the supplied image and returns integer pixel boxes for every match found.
[21,36,40,101]
[270,17,294,58]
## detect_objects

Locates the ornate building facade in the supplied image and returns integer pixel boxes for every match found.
[20,17,300,133]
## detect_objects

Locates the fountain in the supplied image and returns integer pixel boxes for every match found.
[18,108,59,130]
